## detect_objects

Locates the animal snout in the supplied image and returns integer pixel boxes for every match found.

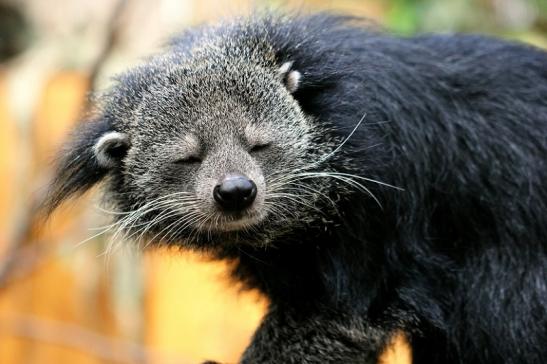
[213,174,257,211]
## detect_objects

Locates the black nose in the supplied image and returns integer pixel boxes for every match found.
[213,175,257,211]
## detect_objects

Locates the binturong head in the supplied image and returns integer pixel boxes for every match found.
[42,24,337,250]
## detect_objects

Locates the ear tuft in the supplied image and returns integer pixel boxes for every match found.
[93,131,129,168]
[279,61,301,93]
[42,118,128,216]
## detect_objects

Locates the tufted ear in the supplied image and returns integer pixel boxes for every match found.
[278,61,301,93]
[43,117,129,215]
[93,131,129,168]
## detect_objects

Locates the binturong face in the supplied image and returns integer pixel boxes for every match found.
[45,52,333,249]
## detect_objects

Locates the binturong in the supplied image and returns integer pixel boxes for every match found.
[44,13,547,364]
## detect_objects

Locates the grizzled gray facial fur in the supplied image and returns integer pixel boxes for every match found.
[45,27,334,249]
[119,58,314,244]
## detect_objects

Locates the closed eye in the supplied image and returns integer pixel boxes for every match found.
[173,155,201,164]
[250,143,271,153]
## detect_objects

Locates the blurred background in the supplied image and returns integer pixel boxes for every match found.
[0,0,545,363]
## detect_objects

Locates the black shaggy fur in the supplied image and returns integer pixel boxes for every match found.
[45,14,547,364]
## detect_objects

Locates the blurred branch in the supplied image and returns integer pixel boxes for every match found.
[0,240,46,290]
[0,313,192,364]
[87,0,129,96]
[0,191,45,290]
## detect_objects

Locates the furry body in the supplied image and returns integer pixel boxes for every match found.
[46,14,547,364]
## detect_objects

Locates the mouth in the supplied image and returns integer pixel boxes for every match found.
[199,210,265,232]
